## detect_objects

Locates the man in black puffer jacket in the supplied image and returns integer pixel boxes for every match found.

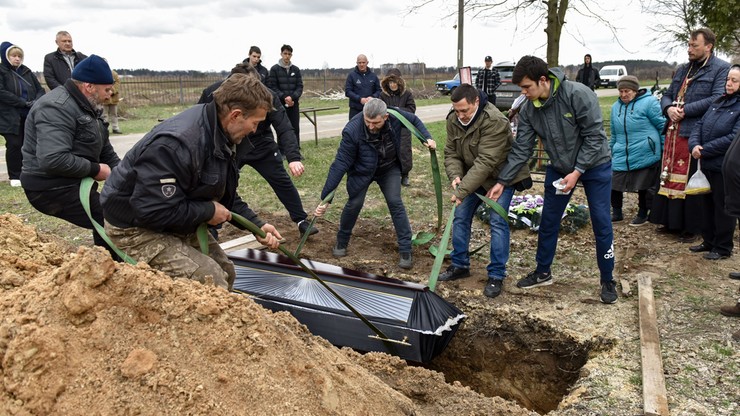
[267,44,303,147]
[101,74,282,290]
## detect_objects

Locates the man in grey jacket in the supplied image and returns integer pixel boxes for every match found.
[21,54,119,257]
[488,56,617,304]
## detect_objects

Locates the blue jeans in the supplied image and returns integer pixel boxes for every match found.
[450,186,514,280]
[536,163,614,283]
[337,165,412,252]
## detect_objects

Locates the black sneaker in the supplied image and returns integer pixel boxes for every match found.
[629,215,648,227]
[298,220,319,237]
[516,270,552,288]
[438,265,471,281]
[483,279,503,298]
[332,244,347,257]
[399,252,413,269]
[600,280,618,304]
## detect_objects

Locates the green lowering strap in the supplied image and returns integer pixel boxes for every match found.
[196,223,210,255]
[294,189,335,257]
[475,192,508,219]
[386,108,444,231]
[229,211,408,348]
[79,177,137,265]
[428,204,456,292]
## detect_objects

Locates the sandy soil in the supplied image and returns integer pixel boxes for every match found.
[1,201,738,415]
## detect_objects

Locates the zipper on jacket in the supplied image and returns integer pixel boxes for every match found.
[622,102,630,171]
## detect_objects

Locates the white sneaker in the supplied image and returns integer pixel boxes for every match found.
[9,179,21,187]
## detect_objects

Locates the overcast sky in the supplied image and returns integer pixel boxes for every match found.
[0,0,707,73]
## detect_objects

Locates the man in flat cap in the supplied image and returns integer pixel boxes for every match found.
[21,54,121,259]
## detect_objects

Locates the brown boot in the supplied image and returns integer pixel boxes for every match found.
[720,302,740,317]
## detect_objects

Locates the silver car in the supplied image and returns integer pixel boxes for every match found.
[492,61,521,112]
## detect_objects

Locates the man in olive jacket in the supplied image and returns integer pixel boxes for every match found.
[440,84,531,298]
[488,56,617,304]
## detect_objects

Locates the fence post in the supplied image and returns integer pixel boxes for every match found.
[179,75,184,104]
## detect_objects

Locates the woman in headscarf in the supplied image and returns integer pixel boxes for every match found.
[0,42,44,186]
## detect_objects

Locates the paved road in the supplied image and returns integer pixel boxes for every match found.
[1,89,622,183]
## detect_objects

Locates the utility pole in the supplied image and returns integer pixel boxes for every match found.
[456,0,464,69]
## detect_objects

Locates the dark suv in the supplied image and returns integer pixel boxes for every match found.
[492,61,520,112]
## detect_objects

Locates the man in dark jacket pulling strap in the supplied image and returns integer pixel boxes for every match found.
[43,31,87,90]
[101,74,282,290]
[314,98,436,269]
[199,63,317,237]
[21,54,118,258]
[488,56,618,304]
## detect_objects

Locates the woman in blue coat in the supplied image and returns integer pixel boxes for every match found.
[610,76,666,225]
[0,42,44,186]
[687,64,740,260]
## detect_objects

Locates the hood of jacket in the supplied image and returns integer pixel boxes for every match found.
[531,67,566,109]
[0,41,17,68]
[380,74,406,96]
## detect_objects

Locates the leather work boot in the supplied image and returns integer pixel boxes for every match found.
[720,302,740,318]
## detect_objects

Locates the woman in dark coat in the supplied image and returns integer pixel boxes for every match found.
[687,64,740,260]
[380,68,416,186]
[0,42,44,186]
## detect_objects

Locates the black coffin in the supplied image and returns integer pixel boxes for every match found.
[228,248,465,363]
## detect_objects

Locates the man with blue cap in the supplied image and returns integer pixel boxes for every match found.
[21,54,121,259]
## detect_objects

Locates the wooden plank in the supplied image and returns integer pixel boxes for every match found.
[219,235,263,252]
[638,274,670,416]
[620,278,632,297]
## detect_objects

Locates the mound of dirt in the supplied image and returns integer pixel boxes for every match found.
[0,214,532,415]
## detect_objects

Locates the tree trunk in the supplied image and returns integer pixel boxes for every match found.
[544,0,568,67]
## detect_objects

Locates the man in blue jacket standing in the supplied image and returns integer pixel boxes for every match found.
[345,54,380,120]
[314,98,435,269]
[488,55,617,304]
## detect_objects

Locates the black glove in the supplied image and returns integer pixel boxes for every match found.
[25,101,34,108]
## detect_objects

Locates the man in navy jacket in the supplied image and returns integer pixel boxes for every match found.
[345,54,381,120]
[315,99,435,269]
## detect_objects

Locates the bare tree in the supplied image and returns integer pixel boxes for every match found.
[406,0,632,67]
[641,0,698,57]
[642,0,739,58]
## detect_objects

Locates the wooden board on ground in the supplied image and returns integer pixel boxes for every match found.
[219,235,264,252]
[638,273,670,416]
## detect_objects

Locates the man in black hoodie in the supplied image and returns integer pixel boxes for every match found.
[575,54,600,90]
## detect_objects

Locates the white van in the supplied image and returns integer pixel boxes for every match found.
[597,65,628,88]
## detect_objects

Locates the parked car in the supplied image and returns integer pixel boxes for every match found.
[491,61,520,112]
[597,65,628,88]
[435,73,460,95]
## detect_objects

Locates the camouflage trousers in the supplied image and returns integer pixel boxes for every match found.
[104,223,235,290]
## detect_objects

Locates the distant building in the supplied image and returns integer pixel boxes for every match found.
[379,62,426,76]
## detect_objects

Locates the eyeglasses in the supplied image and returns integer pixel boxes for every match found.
[357,61,367,64]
